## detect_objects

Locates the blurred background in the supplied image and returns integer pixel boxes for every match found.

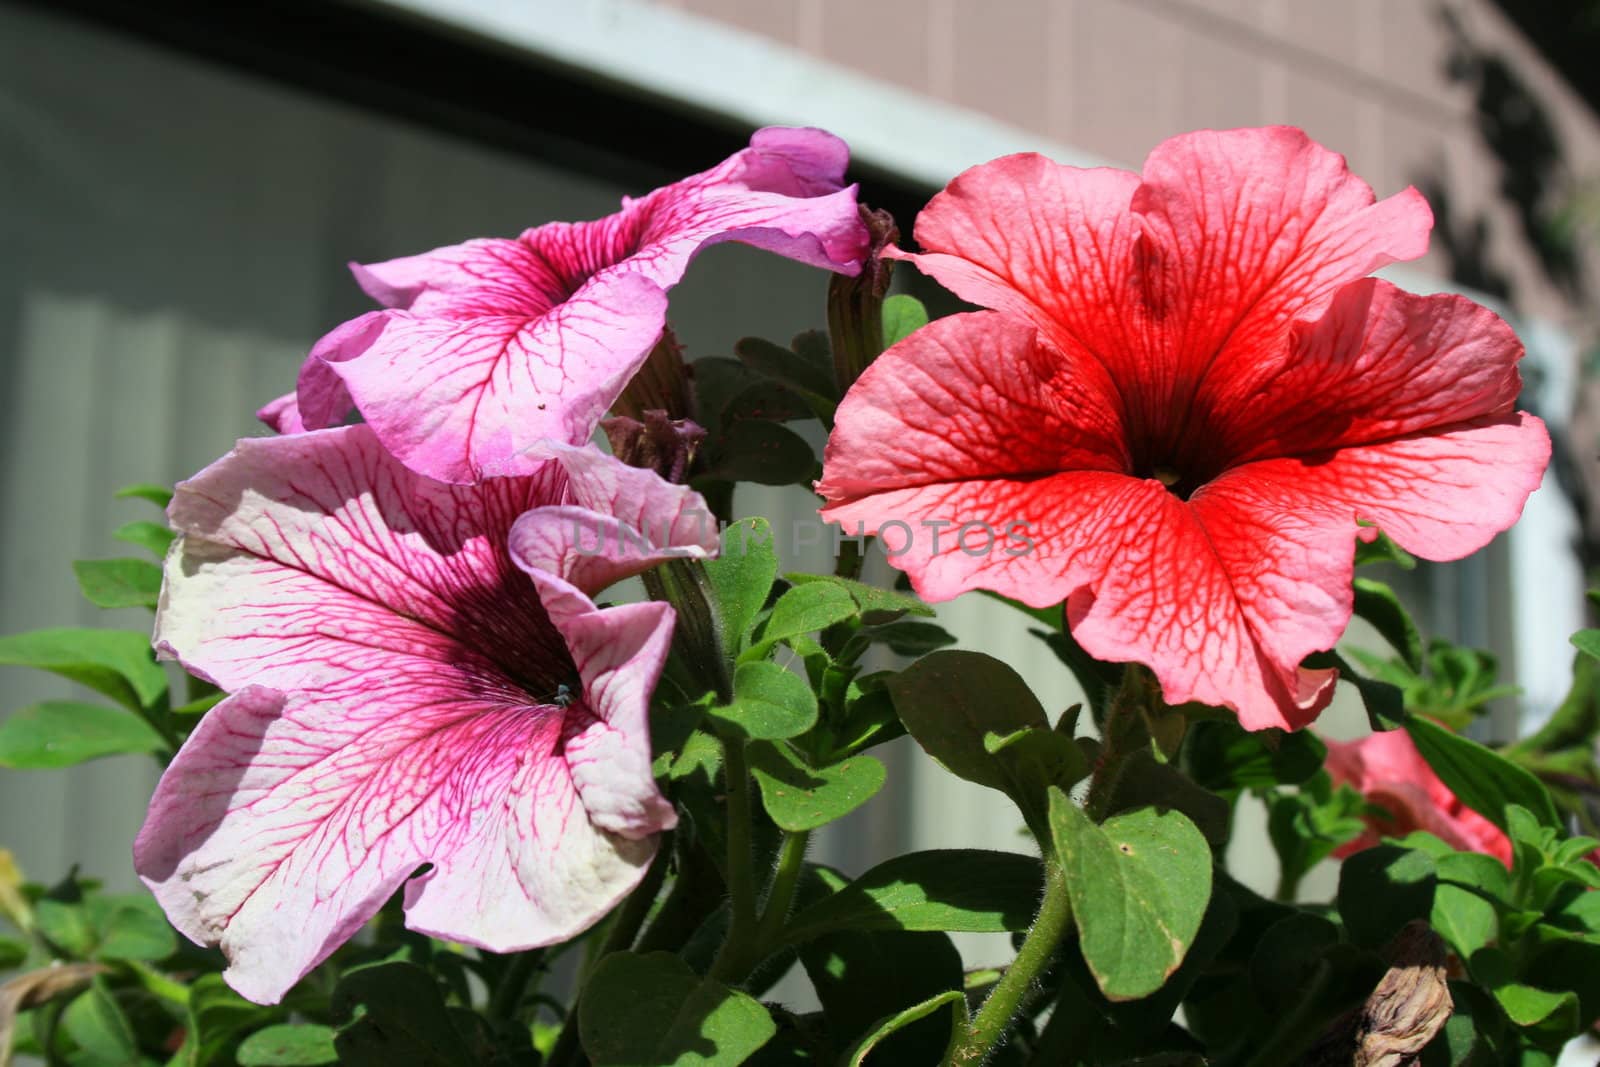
[2,0,1598,990]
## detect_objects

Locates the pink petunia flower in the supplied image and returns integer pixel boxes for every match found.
[262,127,869,483]
[1324,729,1512,865]
[817,127,1550,731]
[133,426,718,1004]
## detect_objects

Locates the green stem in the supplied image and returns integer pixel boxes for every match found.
[125,960,190,1007]
[486,950,543,1024]
[834,537,871,581]
[708,739,760,983]
[947,863,1073,1066]
[753,831,810,950]
[634,844,719,956]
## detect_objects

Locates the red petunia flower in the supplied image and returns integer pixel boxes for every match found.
[1324,729,1512,865]
[817,127,1549,730]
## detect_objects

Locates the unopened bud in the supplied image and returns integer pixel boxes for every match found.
[614,327,690,421]
[828,205,899,392]
[602,410,707,484]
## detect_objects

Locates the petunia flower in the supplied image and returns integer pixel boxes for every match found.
[262,127,869,483]
[817,127,1550,730]
[133,426,718,1004]
[1324,729,1512,865]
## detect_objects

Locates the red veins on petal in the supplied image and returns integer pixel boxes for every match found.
[267,127,869,483]
[134,426,717,1004]
[820,125,1551,730]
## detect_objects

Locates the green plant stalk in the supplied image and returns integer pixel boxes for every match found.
[946,863,1073,1066]
[1083,667,1158,821]
[708,738,760,983]
[753,830,810,950]
[125,960,189,1007]
[486,950,544,1024]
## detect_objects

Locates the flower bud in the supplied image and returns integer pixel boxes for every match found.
[827,205,899,391]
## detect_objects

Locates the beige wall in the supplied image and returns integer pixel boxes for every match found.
[655,0,1600,330]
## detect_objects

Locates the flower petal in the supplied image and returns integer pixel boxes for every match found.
[141,426,698,1002]
[823,470,1335,730]
[816,310,1129,506]
[1209,278,1525,461]
[321,272,670,483]
[1324,730,1512,864]
[1131,127,1431,433]
[886,155,1144,363]
[284,127,864,479]
[1223,413,1550,563]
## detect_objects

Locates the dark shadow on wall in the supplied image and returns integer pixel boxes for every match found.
[1417,6,1600,579]
[1436,6,1585,301]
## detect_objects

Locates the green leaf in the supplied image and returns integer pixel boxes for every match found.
[886,651,1047,790]
[703,518,778,651]
[881,294,929,348]
[692,358,812,439]
[1352,577,1423,671]
[332,962,476,1067]
[759,582,859,648]
[1432,881,1499,959]
[841,990,964,1066]
[1438,850,1510,899]
[1406,715,1561,831]
[1247,912,1341,1015]
[88,894,177,962]
[0,934,26,970]
[1353,529,1416,569]
[61,981,138,1063]
[1336,845,1436,948]
[783,850,1044,945]
[748,742,885,831]
[34,897,95,958]
[1309,650,1406,730]
[0,701,165,769]
[115,483,173,509]
[167,974,276,1067]
[708,662,818,740]
[237,1024,340,1065]
[112,520,175,558]
[886,650,1081,830]
[1493,983,1578,1031]
[73,557,164,609]
[784,573,933,624]
[0,628,167,711]
[701,419,815,486]
[1102,749,1230,849]
[790,864,964,1066]
[734,336,837,405]
[1571,629,1600,662]
[579,951,775,1067]
[1266,774,1367,898]
[1187,721,1326,791]
[859,620,955,657]
[1049,790,1212,1001]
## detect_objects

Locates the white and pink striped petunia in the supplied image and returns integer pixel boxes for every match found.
[262,126,869,483]
[133,426,717,1004]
